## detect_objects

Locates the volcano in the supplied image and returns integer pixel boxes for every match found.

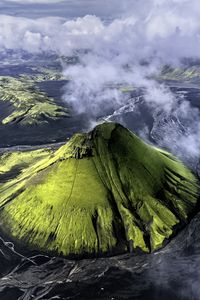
[0,122,198,257]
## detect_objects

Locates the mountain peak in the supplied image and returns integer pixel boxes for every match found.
[0,122,198,257]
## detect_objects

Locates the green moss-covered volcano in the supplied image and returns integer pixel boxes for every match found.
[0,123,199,257]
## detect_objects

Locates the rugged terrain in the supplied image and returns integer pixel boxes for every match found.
[0,122,198,257]
[0,53,200,299]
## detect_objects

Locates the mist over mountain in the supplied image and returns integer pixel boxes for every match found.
[0,0,200,163]
[0,2,200,299]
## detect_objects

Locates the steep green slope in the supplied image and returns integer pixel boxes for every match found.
[0,123,198,257]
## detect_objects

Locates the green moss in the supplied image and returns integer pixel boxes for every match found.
[0,148,52,175]
[158,66,200,81]
[0,122,198,257]
[0,76,69,126]
[30,67,67,82]
[119,86,136,93]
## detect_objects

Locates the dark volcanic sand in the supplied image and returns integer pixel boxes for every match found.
[0,210,200,300]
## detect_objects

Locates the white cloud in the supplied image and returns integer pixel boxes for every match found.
[1,0,200,161]
[0,0,200,59]
[5,0,64,3]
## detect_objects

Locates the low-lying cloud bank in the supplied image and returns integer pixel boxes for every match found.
[0,0,200,58]
[5,0,64,3]
[1,0,200,162]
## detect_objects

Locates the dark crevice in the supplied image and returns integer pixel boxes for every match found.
[107,130,152,252]
[91,210,100,252]
[108,192,128,250]
[155,188,184,222]
[165,166,197,183]
[91,147,127,251]
[47,232,57,244]
[111,140,151,249]
[164,180,196,209]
